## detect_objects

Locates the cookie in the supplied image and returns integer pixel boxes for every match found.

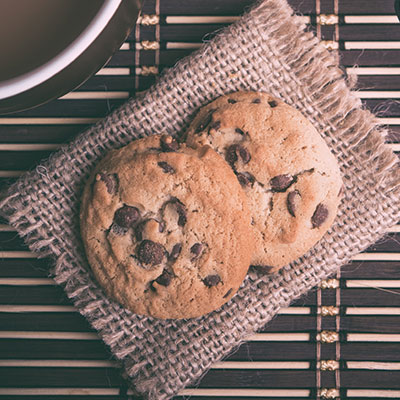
[80,135,254,319]
[184,91,342,270]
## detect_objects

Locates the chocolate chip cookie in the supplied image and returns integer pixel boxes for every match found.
[80,135,254,319]
[184,92,342,270]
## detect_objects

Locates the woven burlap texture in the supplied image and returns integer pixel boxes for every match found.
[1,0,400,398]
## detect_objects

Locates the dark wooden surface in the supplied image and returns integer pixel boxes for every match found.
[0,0,399,399]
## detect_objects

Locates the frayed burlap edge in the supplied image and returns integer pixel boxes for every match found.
[1,0,400,399]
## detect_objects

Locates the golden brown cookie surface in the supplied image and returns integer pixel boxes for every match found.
[80,135,254,319]
[185,92,342,269]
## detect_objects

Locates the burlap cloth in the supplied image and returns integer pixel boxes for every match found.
[1,0,400,398]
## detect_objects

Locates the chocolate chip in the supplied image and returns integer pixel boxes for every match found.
[158,161,175,174]
[190,243,203,260]
[135,221,145,241]
[235,128,245,135]
[97,173,118,194]
[287,190,301,217]
[203,274,221,287]
[169,243,182,260]
[195,110,215,133]
[270,174,295,192]
[268,100,278,108]
[226,144,251,166]
[238,146,251,164]
[137,240,165,266]
[228,99,237,104]
[311,203,329,228]
[210,120,221,130]
[114,205,140,228]
[225,146,238,165]
[269,197,274,212]
[160,135,179,152]
[236,172,255,187]
[223,288,233,298]
[175,201,187,227]
[155,270,172,286]
[252,98,261,104]
[109,223,127,235]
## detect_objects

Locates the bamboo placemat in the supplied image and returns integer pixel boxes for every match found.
[0,0,399,399]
